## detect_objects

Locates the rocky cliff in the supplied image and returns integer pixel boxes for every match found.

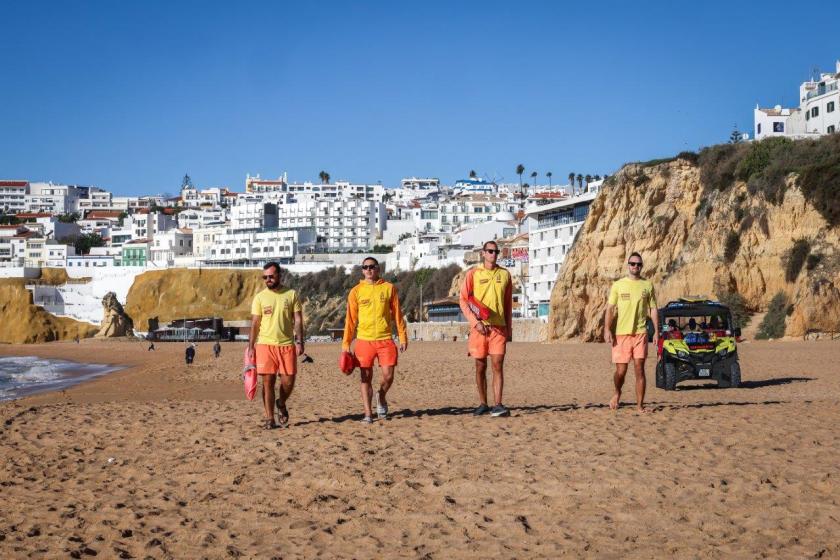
[549,138,840,340]
[124,269,264,331]
[0,277,99,344]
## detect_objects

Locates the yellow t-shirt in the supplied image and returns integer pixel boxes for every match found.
[459,265,512,327]
[608,277,657,335]
[251,287,302,346]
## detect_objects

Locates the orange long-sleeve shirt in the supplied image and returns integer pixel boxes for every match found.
[459,265,513,337]
[342,279,408,351]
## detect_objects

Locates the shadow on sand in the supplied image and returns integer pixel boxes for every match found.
[292,396,799,425]
[675,376,814,391]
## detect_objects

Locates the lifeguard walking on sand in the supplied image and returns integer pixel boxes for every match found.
[249,262,304,430]
[459,240,513,417]
[342,257,408,424]
[604,251,659,413]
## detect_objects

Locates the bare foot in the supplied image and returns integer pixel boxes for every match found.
[636,406,651,414]
[609,393,620,410]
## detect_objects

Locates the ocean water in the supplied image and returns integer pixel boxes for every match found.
[0,356,121,401]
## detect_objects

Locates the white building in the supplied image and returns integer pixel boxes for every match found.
[525,187,599,318]
[231,202,278,231]
[202,228,316,266]
[453,211,520,248]
[385,233,468,272]
[245,174,386,202]
[24,182,84,214]
[0,180,28,213]
[126,211,177,240]
[191,225,228,261]
[177,208,228,230]
[413,196,520,234]
[67,255,116,269]
[755,59,840,140]
[393,178,441,203]
[44,241,76,267]
[151,228,194,266]
[453,178,495,196]
[76,188,114,212]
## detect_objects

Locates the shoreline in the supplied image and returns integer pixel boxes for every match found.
[0,356,124,402]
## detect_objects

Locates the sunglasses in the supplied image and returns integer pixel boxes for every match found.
[628,261,643,267]
[484,249,500,254]
[262,274,278,280]
[362,264,379,270]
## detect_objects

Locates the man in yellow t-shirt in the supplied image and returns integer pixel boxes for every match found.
[249,262,304,430]
[458,240,513,418]
[604,252,659,413]
[342,256,408,423]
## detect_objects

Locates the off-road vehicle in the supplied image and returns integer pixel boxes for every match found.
[655,298,742,390]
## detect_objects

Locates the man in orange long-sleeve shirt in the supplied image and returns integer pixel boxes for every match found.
[342,257,408,423]
[459,240,513,417]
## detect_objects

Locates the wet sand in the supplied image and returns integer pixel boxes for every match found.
[1,339,838,558]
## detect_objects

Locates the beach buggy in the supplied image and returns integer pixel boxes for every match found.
[655,298,742,390]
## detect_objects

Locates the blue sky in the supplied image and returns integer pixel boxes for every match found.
[1,1,839,195]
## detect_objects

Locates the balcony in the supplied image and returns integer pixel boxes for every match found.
[806,81,838,100]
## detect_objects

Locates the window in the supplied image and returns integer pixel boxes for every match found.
[806,111,810,121]
[757,123,761,134]
[773,122,784,133]
[828,101,835,113]
[812,107,819,117]
[829,125,836,134]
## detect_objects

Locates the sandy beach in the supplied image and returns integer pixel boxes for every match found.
[1,339,838,559]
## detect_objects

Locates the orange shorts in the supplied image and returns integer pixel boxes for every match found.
[468,325,508,359]
[611,334,648,364]
[255,344,297,375]
[355,339,398,368]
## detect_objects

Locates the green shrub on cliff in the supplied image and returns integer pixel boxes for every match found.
[783,238,811,282]
[755,292,788,339]
[696,134,840,224]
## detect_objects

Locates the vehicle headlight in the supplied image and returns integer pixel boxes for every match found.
[677,350,689,358]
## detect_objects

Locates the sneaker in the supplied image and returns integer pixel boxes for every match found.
[360,416,374,424]
[490,404,510,417]
[473,404,490,416]
[376,394,388,419]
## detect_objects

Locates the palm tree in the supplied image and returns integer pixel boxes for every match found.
[576,174,583,191]
[469,169,477,179]
[318,171,331,184]
[530,171,538,191]
[516,164,525,196]
[568,172,575,189]
[546,171,553,188]
[594,174,601,181]
[585,174,592,187]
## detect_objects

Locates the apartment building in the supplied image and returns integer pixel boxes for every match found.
[525,187,599,317]
[0,180,28,213]
[203,228,316,266]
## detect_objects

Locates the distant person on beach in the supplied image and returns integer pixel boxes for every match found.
[342,256,408,424]
[213,341,221,358]
[604,252,659,413]
[148,341,155,351]
[185,344,195,365]
[249,262,304,430]
[459,240,513,418]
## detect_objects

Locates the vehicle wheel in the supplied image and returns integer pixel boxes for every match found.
[664,362,677,391]
[729,361,741,388]
[655,361,665,389]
